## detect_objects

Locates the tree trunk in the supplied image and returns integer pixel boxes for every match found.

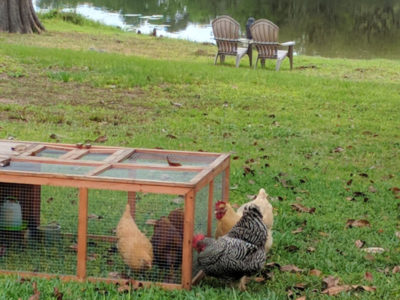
[0,0,45,33]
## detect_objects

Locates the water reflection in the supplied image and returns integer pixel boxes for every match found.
[34,0,400,59]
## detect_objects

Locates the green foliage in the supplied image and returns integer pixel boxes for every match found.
[39,10,94,26]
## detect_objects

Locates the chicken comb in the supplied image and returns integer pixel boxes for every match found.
[192,234,205,248]
[215,201,226,209]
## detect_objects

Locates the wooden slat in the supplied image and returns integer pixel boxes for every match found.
[85,164,112,176]
[63,232,117,243]
[181,190,195,290]
[59,149,88,160]
[0,173,192,194]
[20,144,45,156]
[77,188,88,280]
[0,271,183,289]
[223,166,230,202]
[104,149,135,163]
[207,180,214,237]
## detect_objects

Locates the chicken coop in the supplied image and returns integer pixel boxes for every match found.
[0,140,230,290]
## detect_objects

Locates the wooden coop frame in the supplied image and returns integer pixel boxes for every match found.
[0,140,230,290]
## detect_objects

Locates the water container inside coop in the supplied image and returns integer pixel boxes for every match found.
[0,183,78,276]
[87,190,185,284]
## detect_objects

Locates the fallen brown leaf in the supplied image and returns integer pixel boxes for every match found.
[117,283,131,293]
[285,245,299,252]
[264,262,281,270]
[365,272,373,282]
[322,276,340,289]
[280,264,303,273]
[296,297,306,300]
[291,203,316,214]
[94,135,108,143]
[322,285,353,296]
[368,186,377,193]
[346,219,370,228]
[28,282,40,300]
[166,134,177,139]
[253,277,266,283]
[364,254,375,261]
[88,214,103,220]
[392,266,400,274]
[362,247,385,254]
[54,287,63,300]
[333,146,345,153]
[166,155,182,167]
[310,269,322,277]
[390,187,400,195]
[306,246,316,252]
[292,227,304,234]
[395,232,400,239]
[355,285,376,292]
[355,240,365,248]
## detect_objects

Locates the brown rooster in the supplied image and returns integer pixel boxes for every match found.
[151,208,184,272]
[116,204,153,271]
[193,205,268,291]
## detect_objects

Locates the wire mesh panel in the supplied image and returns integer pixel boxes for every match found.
[192,171,225,276]
[86,190,184,284]
[0,183,78,275]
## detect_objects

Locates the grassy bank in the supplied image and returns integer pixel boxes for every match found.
[0,13,399,299]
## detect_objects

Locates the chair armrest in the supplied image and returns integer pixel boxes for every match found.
[280,41,295,46]
[250,41,279,46]
[214,38,240,42]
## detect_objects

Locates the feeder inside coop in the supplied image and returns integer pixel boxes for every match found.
[0,140,230,289]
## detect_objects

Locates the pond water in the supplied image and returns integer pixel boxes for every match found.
[33,0,400,59]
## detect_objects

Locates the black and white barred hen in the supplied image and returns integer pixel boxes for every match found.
[193,204,268,290]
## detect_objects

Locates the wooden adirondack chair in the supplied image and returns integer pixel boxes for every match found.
[250,19,295,70]
[212,16,251,68]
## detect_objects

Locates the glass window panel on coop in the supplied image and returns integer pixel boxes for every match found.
[0,183,78,276]
[86,190,185,284]
[192,171,225,276]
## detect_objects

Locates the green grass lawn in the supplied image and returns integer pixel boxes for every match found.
[0,12,399,299]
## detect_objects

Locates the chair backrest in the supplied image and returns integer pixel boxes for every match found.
[250,19,279,59]
[212,15,240,55]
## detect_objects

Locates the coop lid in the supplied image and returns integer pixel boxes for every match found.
[0,140,230,189]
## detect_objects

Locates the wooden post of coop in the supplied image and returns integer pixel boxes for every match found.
[182,189,195,290]
[222,166,230,202]
[207,181,214,237]
[77,188,88,280]
[31,185,41,229]
[127,191,136,218]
